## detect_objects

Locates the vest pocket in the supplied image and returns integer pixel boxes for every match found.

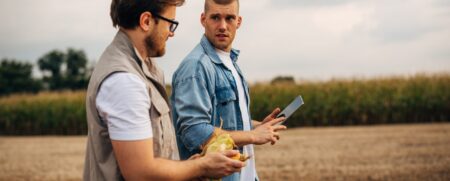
[150,89,172,158]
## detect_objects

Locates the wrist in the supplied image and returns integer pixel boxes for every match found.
[196,156,208,177]
[249,130,256,144]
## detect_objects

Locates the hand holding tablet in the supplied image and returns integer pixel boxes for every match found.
[276,96,304,125]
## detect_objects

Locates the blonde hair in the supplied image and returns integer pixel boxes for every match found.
[204,0,239,12]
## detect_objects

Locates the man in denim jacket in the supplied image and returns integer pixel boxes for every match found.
[171,0,287,180]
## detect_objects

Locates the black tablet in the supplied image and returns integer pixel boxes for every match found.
[276,96,304,125]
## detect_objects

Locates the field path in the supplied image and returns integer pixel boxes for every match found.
[1,123,449,181]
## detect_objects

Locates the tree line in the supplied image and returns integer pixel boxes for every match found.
[0,48,91,96]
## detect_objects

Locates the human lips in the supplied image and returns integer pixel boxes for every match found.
[216,33,229,41]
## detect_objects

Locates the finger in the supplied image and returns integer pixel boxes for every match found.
[229,159,245,168]
[241,161,247,168]
[268,108,281,119]
[231,167,242,173]
[274,134,280,140]
[231,162,244,171]
[222,150,239,157]
[262,108,282,123]
[268,117,285,126]
[223,169,233,176]
[273,125,287,132]
[273,131,280,138]
[271,136,277,145]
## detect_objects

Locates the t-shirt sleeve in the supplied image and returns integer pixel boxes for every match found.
[96,72,153,141]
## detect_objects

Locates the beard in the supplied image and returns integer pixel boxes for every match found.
[145,31,166,58]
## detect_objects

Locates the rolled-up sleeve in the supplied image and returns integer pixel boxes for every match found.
[172,75,215,152]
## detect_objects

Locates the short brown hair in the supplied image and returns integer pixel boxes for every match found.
[111,0,185,29]
[204,0,239,12]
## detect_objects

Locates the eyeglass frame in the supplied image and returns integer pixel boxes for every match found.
[151,12,179,33]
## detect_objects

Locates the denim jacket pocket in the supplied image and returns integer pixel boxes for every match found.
[215,87,237,130]
[216,86,236,105]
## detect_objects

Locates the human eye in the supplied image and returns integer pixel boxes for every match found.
[226,15,236,22]
[210,14,220,21]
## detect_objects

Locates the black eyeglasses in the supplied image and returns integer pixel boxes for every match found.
[152,13,179,33]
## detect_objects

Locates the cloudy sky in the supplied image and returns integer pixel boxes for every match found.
[1,0,449,83]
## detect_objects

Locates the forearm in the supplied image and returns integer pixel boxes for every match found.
[217,128,255,147]
[112,139,206,181]
[139,158,204,181]
[207,118,286,148]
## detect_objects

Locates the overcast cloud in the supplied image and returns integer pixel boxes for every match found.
[0,0,449,83]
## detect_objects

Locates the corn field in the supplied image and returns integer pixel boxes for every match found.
[0,74,449,135]
[251,74,450,127]
[0,91,87,135]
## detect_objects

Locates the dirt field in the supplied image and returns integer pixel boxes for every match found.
[1,123,449,181]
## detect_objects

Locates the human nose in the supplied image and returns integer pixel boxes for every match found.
[218,19,227,32]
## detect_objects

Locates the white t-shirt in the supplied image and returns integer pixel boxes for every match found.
[216,49,258,181]
[96,72,153,141]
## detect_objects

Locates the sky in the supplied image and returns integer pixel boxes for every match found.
[1,0,449,83]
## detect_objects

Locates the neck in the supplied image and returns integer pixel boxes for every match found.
[216,48,230,54]
[121,28,148,59]
[216,45,232,53]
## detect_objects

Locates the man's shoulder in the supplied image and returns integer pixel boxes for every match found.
[182,43,212,66]
[173,44,215,83]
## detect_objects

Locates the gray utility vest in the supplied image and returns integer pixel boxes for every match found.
[83,31,179,181]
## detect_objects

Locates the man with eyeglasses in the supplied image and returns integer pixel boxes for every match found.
[171,0,287,180]
[83,0,245,180]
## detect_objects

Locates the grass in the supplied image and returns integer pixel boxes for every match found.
[0,123,449,181]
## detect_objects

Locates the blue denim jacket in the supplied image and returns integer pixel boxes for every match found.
[171,35,252,181]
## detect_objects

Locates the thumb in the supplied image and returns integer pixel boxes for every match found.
[262,108,281,123]
[268,108,281,119]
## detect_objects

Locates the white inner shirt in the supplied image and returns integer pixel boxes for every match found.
[96,48,153,141]
[216,49,258,181]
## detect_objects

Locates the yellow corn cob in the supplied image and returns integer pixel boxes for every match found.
[201,118,250,181]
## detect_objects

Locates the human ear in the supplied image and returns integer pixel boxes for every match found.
[237,16,242,29]
[140,12,153,31]
[201,13,206,28]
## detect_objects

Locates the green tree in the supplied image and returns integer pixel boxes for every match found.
[38,50,65,90]
[66,48,89,89]
[271,76,295,85]
[0,58,42,95]
[37,48,90,90]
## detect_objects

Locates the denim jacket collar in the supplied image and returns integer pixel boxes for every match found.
[200,35,240,65]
